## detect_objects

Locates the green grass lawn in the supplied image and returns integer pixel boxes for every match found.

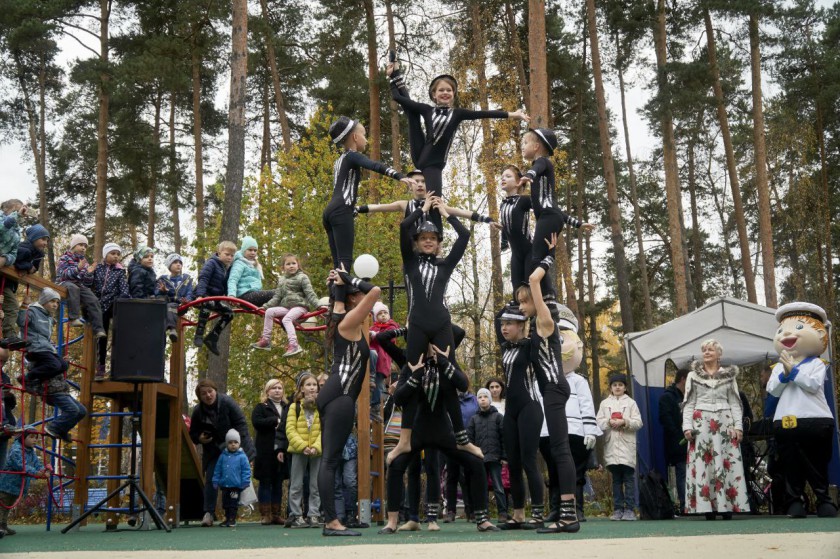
[1,516,838,552]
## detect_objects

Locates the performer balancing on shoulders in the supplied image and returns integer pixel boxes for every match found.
[387,195,483,464]
[518,130,593,303]
[386,54,529,199]
[357,168,499,237]
[324,115,418,271]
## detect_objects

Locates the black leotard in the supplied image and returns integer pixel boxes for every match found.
[500,194,533,291]
[389,71,508,198]
[494,311,545,511]
[323,149,404,270]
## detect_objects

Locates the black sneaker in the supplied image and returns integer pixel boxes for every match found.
[203,334,220,356]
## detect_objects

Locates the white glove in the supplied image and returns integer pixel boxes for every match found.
[584,435,596,450]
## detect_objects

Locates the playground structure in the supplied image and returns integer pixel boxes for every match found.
[0,266,385,530]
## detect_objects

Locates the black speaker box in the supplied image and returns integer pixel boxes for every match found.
[111,299,167,383]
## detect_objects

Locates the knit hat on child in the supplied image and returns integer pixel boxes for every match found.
[69,234,88,250]
[225,429,240,444]
[165,253,182,271]
[25,224,49,243]
[372,302,389,319]
[39,287,61,305]
[240,236,258,252]
[102,242,121,259]
[135,246,153,261]
[477,388,492,403]
[608,373,628,387]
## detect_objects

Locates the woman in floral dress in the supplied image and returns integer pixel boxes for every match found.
[682,339,750,519]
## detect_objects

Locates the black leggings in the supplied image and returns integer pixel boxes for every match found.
[569,434,590,510]
[239,290,275,307]
[405,449,440,520]
[195,302,234,339]
[387,432,486,515]
[419,166,444,198]
[444,453,472,515]
[97,306,114,367]
[542,381,576,495]
[316,393,356,523]
[322,205,355,271]
[509,241,532,293]
[529,213,562,299]
[503,400,545,509]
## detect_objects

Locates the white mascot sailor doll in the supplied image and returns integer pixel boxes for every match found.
[766,302,838,518]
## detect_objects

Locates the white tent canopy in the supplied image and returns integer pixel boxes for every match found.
[624,297,833,388]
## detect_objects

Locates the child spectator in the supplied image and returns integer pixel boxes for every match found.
[227,237,273,307]
[19,288,86,443]
[0,429,45,536]
[252,253,321,357]
[0,200,26,339]
[157,253,194,305]
[596,373,642,521]
[369,302,399,407]
[129,246,178,342]
[194,241,236,355]
[285,372,322,528]
[56,234,106,338]
[91,243,130,379]
[212,429,252,528]
[5,224,49,341]
[0,348,17,470]
[469,388,508,522]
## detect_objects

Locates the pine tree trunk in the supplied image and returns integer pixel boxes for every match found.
[527,0,548,126]
[586,0,634,333]
[385,0,401,170]
[814,103,834,317]
[505,1,529,113]
[362,0,380,161]
[191,38,206,262]
[261,79,272,172]
[169,92,181,254]
[687,136,704,305]
[148,91,162,248]
[469,1,504,315]
[749,13,777,308]
[94,0,111,263]
[576,28,586,320]
[208,0,248,391]
[616,37,652,329]
[259,0,292,151]
[585,212,601,410]
[653,0,688,315]
[704,9,756,303]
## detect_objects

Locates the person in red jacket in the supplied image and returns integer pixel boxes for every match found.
[369,302,400,409]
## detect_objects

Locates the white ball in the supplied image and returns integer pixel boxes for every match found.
[353,254,379,280]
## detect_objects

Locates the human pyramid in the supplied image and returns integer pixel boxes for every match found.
[0,52,597,538]
[314,53,595,536]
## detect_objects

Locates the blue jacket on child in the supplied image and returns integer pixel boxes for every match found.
[196,255,229,299]
[92,262,130,313]
[158,273,194,303]
[0,211,22,266]
[57,250,94,286]
[14,225,49,275]
[128,259,158,299]
[212,448,251,489]
[227,251,263,297]
[0,439,44,495]
[17,304,56,355]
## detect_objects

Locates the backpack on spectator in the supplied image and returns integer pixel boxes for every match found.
[639,470,674,520]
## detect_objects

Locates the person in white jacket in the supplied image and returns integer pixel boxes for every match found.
[596,373,642,521]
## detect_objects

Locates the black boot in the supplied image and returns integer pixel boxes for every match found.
[203,331,220,355]
[575,485,586,522]
[544,485,561,522]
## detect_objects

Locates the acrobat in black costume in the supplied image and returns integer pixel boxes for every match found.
[499,191,533,293]
[323,115,409,271]
[316,270,379,536]
[400,207,472,443]
[384,352,498,532]
[494,306,546,526]
[388,67,524,199]
[521,129,585,300]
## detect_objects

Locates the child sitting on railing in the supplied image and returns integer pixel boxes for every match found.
[193,241,236,355]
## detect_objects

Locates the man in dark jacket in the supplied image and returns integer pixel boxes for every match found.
[658,368,688,512]
[189,379,255,526]
[468,388,507,521]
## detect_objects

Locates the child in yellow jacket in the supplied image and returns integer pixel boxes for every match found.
[285,372,322,527]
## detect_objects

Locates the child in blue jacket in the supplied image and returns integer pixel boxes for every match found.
[213,429,252,527]
[194,241,236,355]
[0,429,46,536]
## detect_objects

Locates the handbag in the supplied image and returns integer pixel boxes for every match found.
[239,480,258,506]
